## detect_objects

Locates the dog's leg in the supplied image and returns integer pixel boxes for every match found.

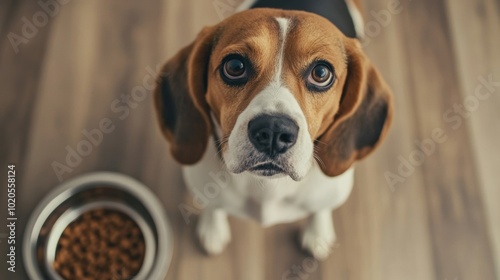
[301,210,336,260]
[197,208,231,255]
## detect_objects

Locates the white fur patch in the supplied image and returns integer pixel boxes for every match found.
[272,17,290,86]
[185,140,355,227]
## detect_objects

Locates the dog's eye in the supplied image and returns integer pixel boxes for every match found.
[220,55,249,86]
[224,59,245,78]
[306,62,335,91]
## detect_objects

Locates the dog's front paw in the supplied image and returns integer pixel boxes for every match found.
[197,210,231,255]
[301,211,336,260]
[301,227,335,260]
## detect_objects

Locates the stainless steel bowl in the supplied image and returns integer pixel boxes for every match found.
[23,172,173,280]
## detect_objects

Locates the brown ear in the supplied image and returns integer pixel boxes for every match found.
[154,27,216,164]
[317,38,393,176]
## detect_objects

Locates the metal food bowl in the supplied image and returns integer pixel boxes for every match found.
[23,172,173,280]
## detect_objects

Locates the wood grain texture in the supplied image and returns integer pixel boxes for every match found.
[0,0,498,279]
[444,0,500,277]
[399,0,495,277]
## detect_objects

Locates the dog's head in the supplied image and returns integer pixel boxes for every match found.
[154,8,393,181]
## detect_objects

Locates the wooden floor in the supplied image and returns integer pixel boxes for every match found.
[1,0,499,279]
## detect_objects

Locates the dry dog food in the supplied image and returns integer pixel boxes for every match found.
[53,208,145,280]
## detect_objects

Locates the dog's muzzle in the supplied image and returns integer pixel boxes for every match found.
[244,114,300,177]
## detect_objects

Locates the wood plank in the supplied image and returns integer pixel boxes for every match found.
[0,0,17,39]
[0,1,55,277]
[444,0,500,277]
[397,0,497,279]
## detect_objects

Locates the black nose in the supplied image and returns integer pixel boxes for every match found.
[248,114,299,156]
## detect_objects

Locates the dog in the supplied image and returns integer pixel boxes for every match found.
[154,0,393,260]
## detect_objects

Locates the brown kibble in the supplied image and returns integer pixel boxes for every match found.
[108,247,119,257]
[75,266,84,277]
[131,227,140,236]
[120,238,132,249]
[58,237,70,247]
[109,231,120,244]
[93,208,105,217]
[53,208,145,280]
[82,211,92,220]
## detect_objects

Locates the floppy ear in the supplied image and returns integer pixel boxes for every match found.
[317,38,394,176]
[154,27,216,164]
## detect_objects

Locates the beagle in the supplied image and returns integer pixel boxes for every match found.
[154,1,393,260]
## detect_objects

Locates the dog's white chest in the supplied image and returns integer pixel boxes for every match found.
[183,140,354,227]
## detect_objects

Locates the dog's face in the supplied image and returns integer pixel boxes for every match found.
[155,9,393,180]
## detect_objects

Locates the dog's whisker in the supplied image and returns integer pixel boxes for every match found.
[214,136,229,146]
[314,139,329,146]
[313,152,326,169]
[210,136,230,161]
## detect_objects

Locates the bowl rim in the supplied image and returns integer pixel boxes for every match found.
[23,172,173,280]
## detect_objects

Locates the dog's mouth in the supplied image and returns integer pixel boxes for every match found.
[248,162,286,177]
[228,153,304,181]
